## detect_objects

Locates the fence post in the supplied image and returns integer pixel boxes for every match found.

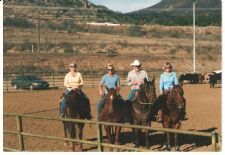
[92,73,94,88]
[211,131,217,151]
[16,115,24,151]
[96,122,103,151]
[6,73,9,93]
[218,133,221,151]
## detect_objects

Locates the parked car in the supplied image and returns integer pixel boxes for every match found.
[11,75,49,90]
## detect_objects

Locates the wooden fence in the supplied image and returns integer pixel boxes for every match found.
[3,113,221,152]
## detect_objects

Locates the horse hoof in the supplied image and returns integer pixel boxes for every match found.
[162,144,167,149]
[167,145,171,151]
[175,146,180,152]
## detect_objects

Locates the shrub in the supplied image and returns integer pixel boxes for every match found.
[4,18,34,28]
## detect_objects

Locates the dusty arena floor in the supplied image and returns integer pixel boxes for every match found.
[3,84,221,152]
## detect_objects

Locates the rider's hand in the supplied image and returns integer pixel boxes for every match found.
[99,90,104,97]
[137,81,142,85]
[132,81,138,85]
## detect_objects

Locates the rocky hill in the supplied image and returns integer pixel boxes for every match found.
[126,0,221,26]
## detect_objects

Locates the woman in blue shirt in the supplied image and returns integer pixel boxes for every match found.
[159,62,178,94]
[157,62,186,121]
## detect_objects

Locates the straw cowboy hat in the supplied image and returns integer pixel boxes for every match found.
[130,60,142,66]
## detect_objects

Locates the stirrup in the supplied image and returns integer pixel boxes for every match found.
[60,113,65,118]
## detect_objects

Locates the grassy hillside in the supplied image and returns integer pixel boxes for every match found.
[126,0,221,26]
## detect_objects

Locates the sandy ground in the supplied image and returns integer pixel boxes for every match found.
[3,84,221,152]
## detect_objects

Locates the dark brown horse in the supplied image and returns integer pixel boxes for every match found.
[63,89,91,151]
[130,78,157,148]
[100,87,129,148]
[157,83,185,151]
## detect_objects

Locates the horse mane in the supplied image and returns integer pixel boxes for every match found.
[65,89,89,119]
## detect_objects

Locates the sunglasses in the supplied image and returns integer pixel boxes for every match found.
[165,67,172,69]
[108,69,114,71]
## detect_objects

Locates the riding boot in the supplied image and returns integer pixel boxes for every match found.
[59,99,65,118]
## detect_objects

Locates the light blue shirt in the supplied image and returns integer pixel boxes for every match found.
[101,74,120,93]
[159,71,178,93]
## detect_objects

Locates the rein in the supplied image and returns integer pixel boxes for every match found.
[138,100,153,105]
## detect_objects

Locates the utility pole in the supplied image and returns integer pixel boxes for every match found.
[37,10,40,53]
[193,1,196,73]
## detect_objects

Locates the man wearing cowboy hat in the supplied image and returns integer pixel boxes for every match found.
[127,60,149,101]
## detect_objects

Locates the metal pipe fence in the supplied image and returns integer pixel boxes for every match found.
[3,113,220,152]
[3,71,162,92]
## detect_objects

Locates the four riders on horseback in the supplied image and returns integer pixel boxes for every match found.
[59,60,186,122]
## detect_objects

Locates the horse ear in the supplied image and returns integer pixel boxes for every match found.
[152,78,155,84]
[144,78,148,83]
[106,86,109,91]
[179,82,183,87]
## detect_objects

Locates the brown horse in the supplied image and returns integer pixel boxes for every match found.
[158,83,185,151]
[63,89,91,151]
[130,78,157,148]
[100,87,129,148]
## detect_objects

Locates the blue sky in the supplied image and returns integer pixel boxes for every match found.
[89,0,161,13]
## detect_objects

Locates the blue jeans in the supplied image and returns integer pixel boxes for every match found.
[127,89,139,101]
[60,89,70,115]
[97,94,107,115]
[60,89,89,115]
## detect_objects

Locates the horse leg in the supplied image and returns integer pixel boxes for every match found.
[77,123,84,151]
[68,122,76,151]
[104,125,113,151]
[104,125,111,143]
[114,127,121,151]
[145,129,150,149]
[63,122,69,146]
[115,127,121,145]
[174,122,181,151]
[133,129,141,147]
[162,121,171,151]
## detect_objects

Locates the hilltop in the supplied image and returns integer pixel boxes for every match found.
[126,0,221,26]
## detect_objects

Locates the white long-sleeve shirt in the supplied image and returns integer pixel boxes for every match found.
[127,70,149,90]
[64,72,84,90]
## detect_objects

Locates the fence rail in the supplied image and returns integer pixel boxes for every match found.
[3,113,220,152]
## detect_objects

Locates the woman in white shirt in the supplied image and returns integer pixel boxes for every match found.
[60,61,92,119]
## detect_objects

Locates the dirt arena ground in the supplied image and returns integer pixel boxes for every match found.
[3,84,221,152]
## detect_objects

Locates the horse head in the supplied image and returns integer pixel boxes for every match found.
[167,83,185,111]
[139,78,157,105]
[105,87,117,115]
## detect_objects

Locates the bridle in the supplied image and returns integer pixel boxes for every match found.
[138,82,156,105]
[167,88,184,109]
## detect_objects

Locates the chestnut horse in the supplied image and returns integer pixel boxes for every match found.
[100,87,130,148]
[157,83,185,151]
[63,89,92,151]
[130,78,157,148]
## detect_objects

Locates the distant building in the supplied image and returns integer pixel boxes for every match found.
[86,22,121,26]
